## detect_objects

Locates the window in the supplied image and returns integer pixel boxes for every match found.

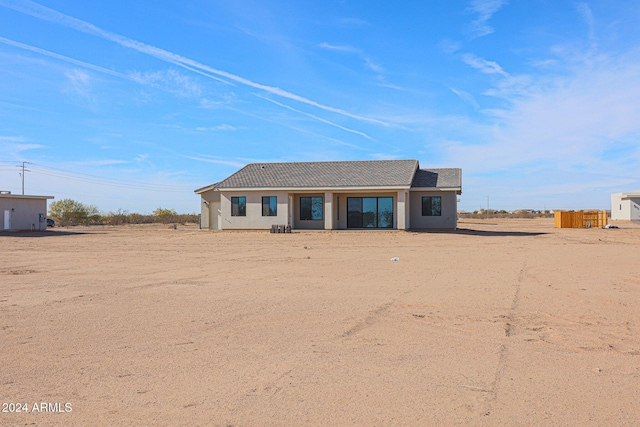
[262,196,277,216]
[300,196,323,220]
[347,197,393,228]
[231,196,246,216]
[422,196,442,216]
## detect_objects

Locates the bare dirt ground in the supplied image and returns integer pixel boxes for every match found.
[1,219,639,426]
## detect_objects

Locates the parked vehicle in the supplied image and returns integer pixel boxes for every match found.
[46,218,55,227]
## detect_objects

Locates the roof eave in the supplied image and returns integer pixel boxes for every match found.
[194,184,220,194]
[213,185,413,192]
[0,194,54,199]
[411,186,462,194]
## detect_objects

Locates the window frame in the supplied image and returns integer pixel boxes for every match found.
[421,196,442,217]
[346,196,394,229]
[262,196,277,217]
[300,196,323,221]
[231,196,246,217]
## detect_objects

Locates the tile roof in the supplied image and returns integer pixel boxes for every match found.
[195,160,462,192]
[212,160,420,189]
[411,168,462,188]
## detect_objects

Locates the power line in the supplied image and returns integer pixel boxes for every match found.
[29,168,192,192]
[1,161,197,193]
[30,162,193,190]
[35,163,194,191]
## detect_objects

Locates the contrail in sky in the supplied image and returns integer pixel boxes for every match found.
[0,0,392,128]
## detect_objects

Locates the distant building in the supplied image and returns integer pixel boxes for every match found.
[195,160,462,230]
[611,191,640,220]
[0,192,54,231]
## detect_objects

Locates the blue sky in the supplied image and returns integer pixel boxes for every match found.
[1,0,639,213]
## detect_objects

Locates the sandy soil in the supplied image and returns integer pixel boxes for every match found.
[1,219,639,426]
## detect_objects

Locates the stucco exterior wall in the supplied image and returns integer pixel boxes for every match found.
[611,193,640,220]
[0,197,49,231]
[197,187,460,231]
[199,189,221,230]
[220,191,289,230]
[409,191,458,229]
[611,193,625,220]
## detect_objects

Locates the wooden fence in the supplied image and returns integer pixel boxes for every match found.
[554,211,608,228]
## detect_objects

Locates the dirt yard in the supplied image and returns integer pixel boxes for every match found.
[1,219,639,426]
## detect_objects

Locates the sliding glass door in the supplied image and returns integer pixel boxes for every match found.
[377,197,393,228]
[347,198,363,228]
[347,197,393,228]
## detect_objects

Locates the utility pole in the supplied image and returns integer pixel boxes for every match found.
[17,161,31,195]
[486,196,490,218]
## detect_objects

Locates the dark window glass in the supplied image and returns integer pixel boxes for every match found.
[362,197,377,228]
[377,197,393,228]
[231,196,246,216]
[300,196,323,220]
[347,197,393,228]
[422,196,442,216]
[262,196,277,216]
[347,197,362,228]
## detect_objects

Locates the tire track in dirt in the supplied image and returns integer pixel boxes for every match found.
[339,284,419,339]
[482,259,528,417]
[341,300,396,338]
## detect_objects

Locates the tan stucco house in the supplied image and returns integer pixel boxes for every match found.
[1,192,54,231]
[195,160,462,231]
[611,190,640,221]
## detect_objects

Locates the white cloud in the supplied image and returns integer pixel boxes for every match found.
[199,94,239,109]
[318,41,388,83]
[439,39,462,54]
[196,124,238,132]
[129,69,202,97]
[63,68,94,101]
[9,143,44,152]
[135,154,149,163]
[335,17,369,28]
[0,137,45,159]
[443,52,640,180]
[317,42,358,53]
[0,135,28,142]
[181,154,245,168]
[363,57,384,74]
[449,87,480,109]
[576,3,596,45]
[461,53,509,76]
[468,0,508,38]
[70,159,128,166]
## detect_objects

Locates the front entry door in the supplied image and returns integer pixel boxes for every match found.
[3,210,10,230]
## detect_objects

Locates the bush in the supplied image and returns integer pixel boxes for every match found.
[153,207,178,224]
[50,200,199,226]
[49,199,100,226]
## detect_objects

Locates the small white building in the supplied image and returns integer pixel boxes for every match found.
[0,192,54,231]
[611,190,640,221]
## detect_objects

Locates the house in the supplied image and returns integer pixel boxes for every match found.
[0,192,54,231]
[195,160,462,231]
[611,190,640,221]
